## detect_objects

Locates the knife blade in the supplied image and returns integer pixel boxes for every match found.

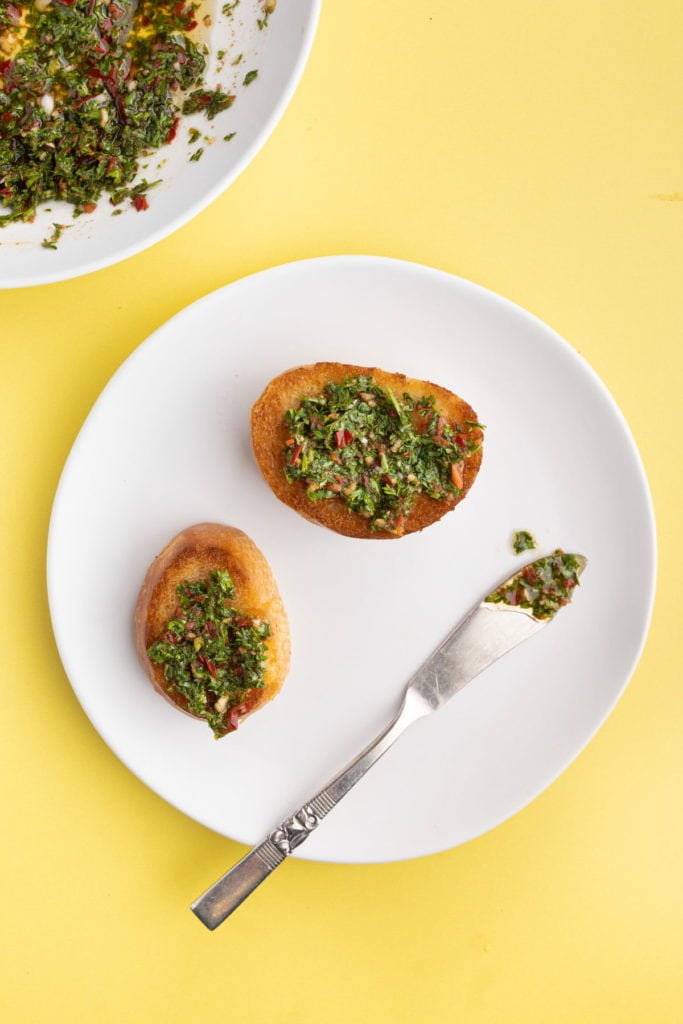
[191,550,587,929]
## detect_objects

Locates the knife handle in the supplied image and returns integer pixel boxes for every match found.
[191,838,285,929]
[191,690,427,929]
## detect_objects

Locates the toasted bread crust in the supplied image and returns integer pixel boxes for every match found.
[135,523,290,735]
[251,362,484,539]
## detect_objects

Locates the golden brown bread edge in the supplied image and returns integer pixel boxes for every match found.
[135,523,290,736]
[250,362,484,539]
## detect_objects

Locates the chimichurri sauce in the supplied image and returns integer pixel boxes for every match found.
[485,550,583,620]
[0,1,233,224]
[512,529,536,554]
[147,570,270,738]
[283,374,483,535]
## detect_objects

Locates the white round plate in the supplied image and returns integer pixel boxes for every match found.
[47,256,656,863]
[0,1,320,289]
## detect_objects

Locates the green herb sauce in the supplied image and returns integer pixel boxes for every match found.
[512,529,537,554]
[283,374,483,535]
[0,1,234,225]
[147,570,270,738]
[485,550,583,620]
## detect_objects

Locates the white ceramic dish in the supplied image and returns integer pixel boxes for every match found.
[47,256,656,863]
[0,0,320,289]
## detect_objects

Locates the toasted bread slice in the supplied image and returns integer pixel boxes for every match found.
[251,362,484,539]
[135,523,290,736]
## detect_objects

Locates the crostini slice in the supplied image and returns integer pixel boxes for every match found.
[135,523,290,737]
[251,362,484,539]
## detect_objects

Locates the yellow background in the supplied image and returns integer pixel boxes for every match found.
[1,1,682,1020]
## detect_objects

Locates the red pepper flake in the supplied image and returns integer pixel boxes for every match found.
[335,429,353,449]
[290,442,303,466]
[165,116,180,144]
[229,709,240,730]
[132,194,149,211]
[199,654,217,678]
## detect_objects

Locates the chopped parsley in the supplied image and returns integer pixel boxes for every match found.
[147,570,271,738]
[283,374,483,535]
[485,550,584,620]
[513,529,537,554]
[0,1,239,227]
[41,221,68,250]
[243,69,258,86]
[182,87,234,120]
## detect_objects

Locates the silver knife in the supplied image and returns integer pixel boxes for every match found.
[191,550,587,929]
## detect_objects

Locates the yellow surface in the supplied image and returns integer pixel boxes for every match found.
[1,2,682,1021]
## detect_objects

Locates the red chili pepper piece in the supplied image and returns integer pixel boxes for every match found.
[199,654,217,678]
[335,429,353,448]
[450,463,463,489]
[132,194,149,211]
[290,442,303,466]
[165,116,180,144]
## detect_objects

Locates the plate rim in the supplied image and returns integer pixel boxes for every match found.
[46,254,658,862]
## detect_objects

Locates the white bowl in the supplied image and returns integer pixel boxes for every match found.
[0,0,320,289]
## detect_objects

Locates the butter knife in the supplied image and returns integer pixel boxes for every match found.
[191,550,587,929]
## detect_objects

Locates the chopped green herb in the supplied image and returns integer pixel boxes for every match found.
[222,1,240,14]
[0,1,240,226]
[513,530,537,554]
[147,570,271,737]
[188,128,202,144]
[231,53,243,66]
[41,222,68,250]
[190,147,204,162]
[223,132,237,142]
[109,177,161,210]
[485,550,584,620]
[182,87,235,119]
[257,13,270,30]
[243,69,259,86]
[283,375,483,535]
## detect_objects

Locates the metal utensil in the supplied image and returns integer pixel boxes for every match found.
[191,552,587,929]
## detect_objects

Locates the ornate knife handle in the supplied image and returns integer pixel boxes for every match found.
[191,690,426,929]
